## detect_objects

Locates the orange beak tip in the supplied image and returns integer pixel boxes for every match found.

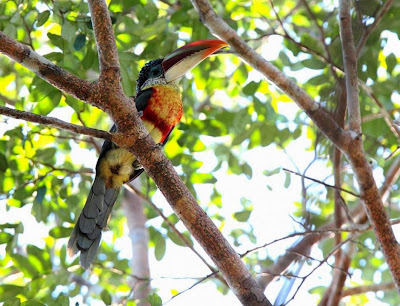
[162,39,228,82]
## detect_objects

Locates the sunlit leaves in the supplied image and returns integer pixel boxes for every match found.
[73,33,86,50]
[148,293,162,306]
[0,0,399,304]
[36,10,50,27]
[49,226,72,238]
[0,286,24,303]
[100,290,112,305]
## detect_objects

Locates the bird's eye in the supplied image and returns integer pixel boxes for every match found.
[149,66,162,78]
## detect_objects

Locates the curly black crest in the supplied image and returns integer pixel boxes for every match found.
[136,58,163,95]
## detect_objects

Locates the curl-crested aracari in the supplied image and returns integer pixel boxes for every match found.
[68,40,228,268]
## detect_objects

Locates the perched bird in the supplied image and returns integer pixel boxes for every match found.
[68,40,228,268]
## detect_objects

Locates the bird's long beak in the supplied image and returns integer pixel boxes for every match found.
[162,39,228,83]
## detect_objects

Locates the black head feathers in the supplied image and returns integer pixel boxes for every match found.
[136,59,163,95]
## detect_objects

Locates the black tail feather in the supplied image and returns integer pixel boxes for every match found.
[68,176,120,269]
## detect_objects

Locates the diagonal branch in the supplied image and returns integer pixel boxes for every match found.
[0,31,92,104]
[356,0,394,56]
[190,0,353,153]
[282,168,359,197]
[0,105,112,140]
[342,282,395,297]
[339,0,361,133]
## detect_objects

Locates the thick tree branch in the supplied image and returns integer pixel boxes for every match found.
[87,0,137,129]
[339,0,361,133]
[339,0,400,293]
[0,31,92,104]
[89,0,120,74]
[190,0,354,153]
[0,105,112,140]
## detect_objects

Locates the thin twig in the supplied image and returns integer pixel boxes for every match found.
[342,282,395,297]
[0,105,112,140]
[241,218,400,258]
[284,234,357,305]
[356,0,394,56]
[282,167,360,197]
[300,0,339,80]
[164,271,219,304]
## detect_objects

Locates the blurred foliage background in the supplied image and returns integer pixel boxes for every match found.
[0,0,400,305]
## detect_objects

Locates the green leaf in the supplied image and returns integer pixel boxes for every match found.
[145,1,159,24]
[0,153,8,171]
[167,231,193,247]
[241,163,252,179]
[20,301,45,306]
[54,295,69,306]
[82,46,96,69]
[32,90,61,115]
[35,186,46,204]
[43,52,63,62]
[190,172,217,184]
[100,290,112,305]
[279,50,291,66]
[11,254,39,278]
[154,235,166,261]
[307,74,330,86]
[61,20,76,42]
[27,245,52,272]
[0,232,13,244]
[243,81,260,96]
[0,285,24,302]
[65,96,85,113]
[49,226,72,238]
[24,278,44,299]
[36,10,50,27]
[148,293,162,306]
[263,167,281,176]
[302,58,325,69]
[35,148,56,162]
[284,171,291,188]
[233,210,252,222]
[4,297,21,306]
[73,34,86,51]
[386,53,397,74]
[47,33,64,49]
